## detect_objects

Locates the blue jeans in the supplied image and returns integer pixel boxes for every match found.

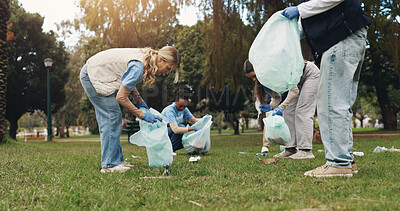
[167,124,184,152]
[317,27,367,168]
[80,65,124,168]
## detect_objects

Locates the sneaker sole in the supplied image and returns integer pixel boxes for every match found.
[290,156,315,160]
[304,173,353,177]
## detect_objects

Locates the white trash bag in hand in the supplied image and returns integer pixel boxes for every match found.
[182,115,213,155]
[249,10,304,94]
[263,111,291,145]
[129,108,173,167]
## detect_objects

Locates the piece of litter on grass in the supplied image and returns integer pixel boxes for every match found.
[373,146,388,152]
[189,156,201,162]
[173,195,179,200]
[389,146,400,152]
[140,176,171,179]
[131,155,141,159]
[163,165,170,176]
[188,200,204,207]
[238,152,247,154]
[318,149,324,153]
[353,151,364,156]
[172,152,177,156]
[259,157,278,165]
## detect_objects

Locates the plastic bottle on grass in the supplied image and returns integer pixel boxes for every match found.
[256,153,269,158]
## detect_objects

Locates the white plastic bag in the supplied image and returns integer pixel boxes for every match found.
[263,112,290,145]
[129,108,173,167]
[182,115,212,155]
[249,10,304,94]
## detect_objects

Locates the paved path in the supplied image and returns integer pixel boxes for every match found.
[50,132,400,142]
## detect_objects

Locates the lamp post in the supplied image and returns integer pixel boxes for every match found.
[44,58,53,141]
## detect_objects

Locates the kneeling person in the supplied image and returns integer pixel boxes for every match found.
[161,90,200,152]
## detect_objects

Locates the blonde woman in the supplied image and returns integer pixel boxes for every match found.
[80,46,180,173]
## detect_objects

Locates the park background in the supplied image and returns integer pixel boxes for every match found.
[0,0,400,210]
[0,0,399,141]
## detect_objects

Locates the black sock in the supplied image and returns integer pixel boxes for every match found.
[286,147,297,153]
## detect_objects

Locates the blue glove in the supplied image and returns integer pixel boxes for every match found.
[272,107,283,116]
[142,113,162,123]
[193,127,200,132]
[259,104,271,113]
[282,6,299,20]
[137,101,149,110]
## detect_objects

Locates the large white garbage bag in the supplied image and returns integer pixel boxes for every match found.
[129,108,173,167]
[249,10,304,94]
[263,112,291,145]
[182,115,212,155]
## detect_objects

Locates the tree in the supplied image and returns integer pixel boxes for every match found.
[0,0,10,143]
[79,0,179,49]
[201,1,253,134]
[174,22,206,112]
[6,1,69,139]
[362,0,400,130]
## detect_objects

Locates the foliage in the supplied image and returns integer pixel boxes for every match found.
[0,0,10,143]
[361,0,400,130]
[1,135,400,209]
[352,86,381,128]
[5,1,70,139]
[200,1,254,134]
[79,0,179,48]
[18,110,46,130]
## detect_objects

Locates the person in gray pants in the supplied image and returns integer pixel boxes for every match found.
[244,60,320,159]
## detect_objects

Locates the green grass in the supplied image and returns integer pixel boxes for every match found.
[211,128,260,134]
[352,127,400,134]
[1,134,400,210]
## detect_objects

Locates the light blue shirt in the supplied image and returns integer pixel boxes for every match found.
[161,103,194,124]
[120,60,144,91]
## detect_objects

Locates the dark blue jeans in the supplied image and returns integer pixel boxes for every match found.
[167,124,184,152]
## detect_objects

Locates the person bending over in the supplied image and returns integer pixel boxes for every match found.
[244,59,319,159]
[161,90,200,152]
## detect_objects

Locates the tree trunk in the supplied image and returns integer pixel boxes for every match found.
[376,85,397,130]
[66,126,70,137]
[9,114,17,139]
[231,119,240,135]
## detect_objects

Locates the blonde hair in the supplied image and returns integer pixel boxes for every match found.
[141,46,180,85]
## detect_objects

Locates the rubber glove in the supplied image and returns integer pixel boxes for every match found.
[142,113,162,123]
[282,6,299,20]
[272,107,283,116]
[137,101,149,110]
[259,104,271,113]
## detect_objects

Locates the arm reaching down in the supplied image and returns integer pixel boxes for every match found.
[116,84,144,119]
[278,86,300,111]
[169,122,196,134]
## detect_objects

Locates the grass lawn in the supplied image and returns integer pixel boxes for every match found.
[1,134,400,210]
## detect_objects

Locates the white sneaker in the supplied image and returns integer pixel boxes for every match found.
[121,161,134,168]
[274,150,296,158]
[100,164,131,173]
[172,152,177,156]
[261,146,269,153]
[288,150,315,159]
